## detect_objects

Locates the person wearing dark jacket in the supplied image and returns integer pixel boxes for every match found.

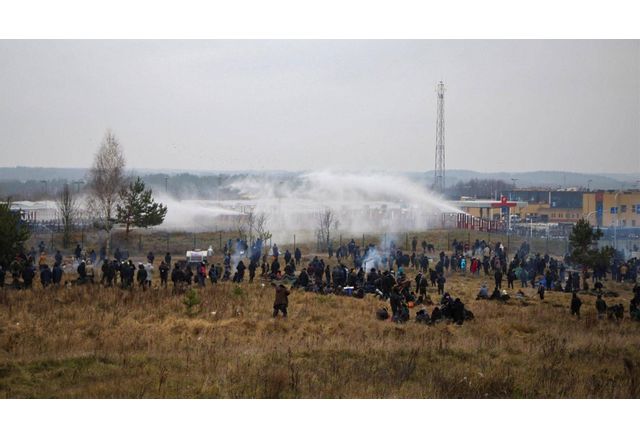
[77,261,87,283]
[0,265,5,287]
[570,292,582,317]
[248,260,257,283]
[40,264,52,288]
[273,283,290,318]
[137,264,148,290]
[389,285,403,317]
[22,264,35,288]
[52,262,63,286]
[159,260,169,287]
[234,260,246,283]
[436,273,446,295]
[270,258,280,278]
[171,263,183,289]
[296,268,310,288]
[595,294,607,319]
[55,250,63,266]
[494,269,503,290]
[452,298,466,325]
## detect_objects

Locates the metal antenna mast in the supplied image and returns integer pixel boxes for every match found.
[434,81,446,193]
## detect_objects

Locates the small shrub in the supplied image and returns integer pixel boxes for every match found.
[183,289,201,316]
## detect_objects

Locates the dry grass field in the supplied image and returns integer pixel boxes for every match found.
[2,231,639,398]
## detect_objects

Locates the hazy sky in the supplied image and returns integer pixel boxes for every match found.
[0,40,638,173]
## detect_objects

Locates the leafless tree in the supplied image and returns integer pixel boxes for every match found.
[244,209,256,245]
[233,214,247,239]
[56,183,78,248]
[316,208,336,252]
[254,212,272,241]
[87,130,126,249]
[240,208,272,244]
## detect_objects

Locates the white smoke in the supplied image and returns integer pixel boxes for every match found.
[155,170,461,243]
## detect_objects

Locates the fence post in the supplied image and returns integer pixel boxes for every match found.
[362,233,365,249]
[293,234,296,249]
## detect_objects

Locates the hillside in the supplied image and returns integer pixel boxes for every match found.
[1,242,639,398]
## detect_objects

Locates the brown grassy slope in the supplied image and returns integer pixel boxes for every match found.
[1,261,639,398]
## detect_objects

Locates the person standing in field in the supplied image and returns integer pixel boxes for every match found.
[570,292,582,317]
[273,282,290,318]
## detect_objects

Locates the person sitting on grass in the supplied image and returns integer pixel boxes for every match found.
[594,280,604,293]
[430,306,443,323]
[476,284,489,300]
[452,298,466,325]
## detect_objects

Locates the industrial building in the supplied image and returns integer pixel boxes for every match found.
[583,190,640,228]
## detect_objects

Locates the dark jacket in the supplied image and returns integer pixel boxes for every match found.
[274,285,289,306]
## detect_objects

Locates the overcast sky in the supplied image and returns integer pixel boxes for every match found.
[0,40,638,173]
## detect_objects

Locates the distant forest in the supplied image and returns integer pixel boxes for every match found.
[0,167,633,201]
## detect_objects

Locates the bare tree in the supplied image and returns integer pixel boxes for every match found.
[242,209,272,244]
[56,183,78,248]
[316,208,336,252]
[233,214,247,239]
[87,130,126,250]
[254,212,272,241]
[244,209,256,245]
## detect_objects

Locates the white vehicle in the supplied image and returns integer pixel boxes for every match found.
[185,246,214,264]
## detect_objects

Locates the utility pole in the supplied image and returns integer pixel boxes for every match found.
[434,81,446,193]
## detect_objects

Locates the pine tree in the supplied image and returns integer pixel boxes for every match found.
[0,199,31,267]
[116,177,168,239]
[568,218,613,269]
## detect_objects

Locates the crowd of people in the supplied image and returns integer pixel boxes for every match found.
[1,235,639,324]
